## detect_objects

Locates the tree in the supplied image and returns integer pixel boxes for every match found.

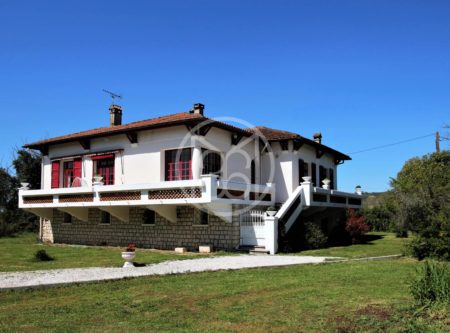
[13,149,41,189]
[0,149,42,236]
[391,151,450,260]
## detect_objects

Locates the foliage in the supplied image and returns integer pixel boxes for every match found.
[34,249,54,261]
[346,209,369,243]
[13,149,42,189]
[410,260,450,306]
[0,149,41,236]
[362,191,398,232]
[126,243,136,252]
[391,151,450,260]
[303,222,327,249]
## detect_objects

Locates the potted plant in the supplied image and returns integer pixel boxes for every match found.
[121,243,136,268]
[266,206,277,217]
[322,178,331,189]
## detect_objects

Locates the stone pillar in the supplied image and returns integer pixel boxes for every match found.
[265,215,278,255]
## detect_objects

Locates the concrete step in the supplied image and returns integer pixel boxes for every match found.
[238,246,270,255]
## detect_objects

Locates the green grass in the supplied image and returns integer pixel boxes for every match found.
[0,259,447,332]
[297,232,410,259]
[0,233,223,272]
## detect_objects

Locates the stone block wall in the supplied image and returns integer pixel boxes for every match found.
[42,205,242,251]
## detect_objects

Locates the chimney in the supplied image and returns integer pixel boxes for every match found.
[109,104,122,126]
[189,103,205,116]
[313,132,322,144]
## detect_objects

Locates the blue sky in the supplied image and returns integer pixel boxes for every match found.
[1,0,449,192]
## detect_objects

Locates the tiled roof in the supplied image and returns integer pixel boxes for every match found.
[24,112,250,149]
[248,126,351,161]
[24,111,350,160]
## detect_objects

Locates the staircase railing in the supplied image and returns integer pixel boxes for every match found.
[275,186,305,233]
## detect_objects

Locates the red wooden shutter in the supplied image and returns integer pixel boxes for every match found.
[51,161,60,188]
[73,158,82,179]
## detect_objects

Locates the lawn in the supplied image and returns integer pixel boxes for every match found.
[298,232,410,258]
[1,258,447,332]
[0,233,221,272]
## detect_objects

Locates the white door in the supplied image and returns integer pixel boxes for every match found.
[240,210,265,246]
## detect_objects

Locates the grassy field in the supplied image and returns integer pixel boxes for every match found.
[298,232,410,258]
[1,258,448,332]
[0,233,221,272]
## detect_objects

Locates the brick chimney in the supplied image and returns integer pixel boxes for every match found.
[189,103,205,116]
[109,104,122,126]
[313,132,322,144]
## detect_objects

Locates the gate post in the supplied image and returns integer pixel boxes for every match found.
[265,215,278,255]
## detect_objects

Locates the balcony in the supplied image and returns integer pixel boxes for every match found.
[19,175,275,223]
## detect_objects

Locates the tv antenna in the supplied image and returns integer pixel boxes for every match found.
[103,89,122,105]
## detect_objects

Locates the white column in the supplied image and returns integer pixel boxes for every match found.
[301,178,312,206]
[192,144,203,179]
[254,138,261,184]
[265,215,278,255]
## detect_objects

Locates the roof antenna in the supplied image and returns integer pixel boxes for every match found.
[102,89,122,105]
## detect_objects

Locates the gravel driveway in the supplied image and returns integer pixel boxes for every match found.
[0,255,331,290]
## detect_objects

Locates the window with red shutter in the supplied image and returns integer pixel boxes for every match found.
[165,148,192,181]
[51,161,60,188]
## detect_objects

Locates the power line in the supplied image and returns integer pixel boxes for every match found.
[349,133,435,155]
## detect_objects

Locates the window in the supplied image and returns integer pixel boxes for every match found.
[319,165,328,186]
[202,150,222,176]
[251,160,255,184]
[52,158,82,188]
[329,168,335,190]
[94,156,115,185]
[143,210,155,225]
[63,213,72,224]
[165,148,192,181]
[311,163,317,187]
[199,210,209,225]
[298,159,309,184]
[101,211,111,224]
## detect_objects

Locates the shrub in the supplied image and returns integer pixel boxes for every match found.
[409,236,450,261]
[34,249,54,261]
[346,209,369,244]
[410,261,450,306]
[304,222,328,250]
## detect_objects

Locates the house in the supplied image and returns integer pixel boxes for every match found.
[19,103,362,254]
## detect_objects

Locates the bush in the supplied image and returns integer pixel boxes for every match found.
[362,205,396,232]
[409,236,450,261]
[34,250,54,261]
[346,209,369,244]
[410,261,450,306]
[304,222,328,250]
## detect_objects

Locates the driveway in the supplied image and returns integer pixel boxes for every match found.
[0,255,332,290]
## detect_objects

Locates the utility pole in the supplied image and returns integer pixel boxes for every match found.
[435,131,440,153]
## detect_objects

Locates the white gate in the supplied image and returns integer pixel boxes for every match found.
[240,210,266,246]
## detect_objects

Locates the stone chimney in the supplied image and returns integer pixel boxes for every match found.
[189,103,205,116]
[109,104,122,126]
[313,132,322,144]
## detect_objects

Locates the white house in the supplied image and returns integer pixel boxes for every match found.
[19,103,362,254]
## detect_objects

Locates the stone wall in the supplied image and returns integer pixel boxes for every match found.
[42,205,242,251]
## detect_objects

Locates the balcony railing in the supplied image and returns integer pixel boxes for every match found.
[19,175,276,209]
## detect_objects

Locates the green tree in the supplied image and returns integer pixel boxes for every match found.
[391,151,450,260]
[0,149,42,236]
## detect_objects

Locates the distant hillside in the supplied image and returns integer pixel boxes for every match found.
[363,191,391,209]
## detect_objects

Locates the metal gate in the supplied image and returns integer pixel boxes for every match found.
[240,210,266,246]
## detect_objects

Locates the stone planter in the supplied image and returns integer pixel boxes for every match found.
[302,176,312,183]
[322,178,331,190]
[266,210,277,217]
[93,175,104,186]
[121,251,136,268]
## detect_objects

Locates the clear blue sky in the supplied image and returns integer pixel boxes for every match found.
[1,0,449,192]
